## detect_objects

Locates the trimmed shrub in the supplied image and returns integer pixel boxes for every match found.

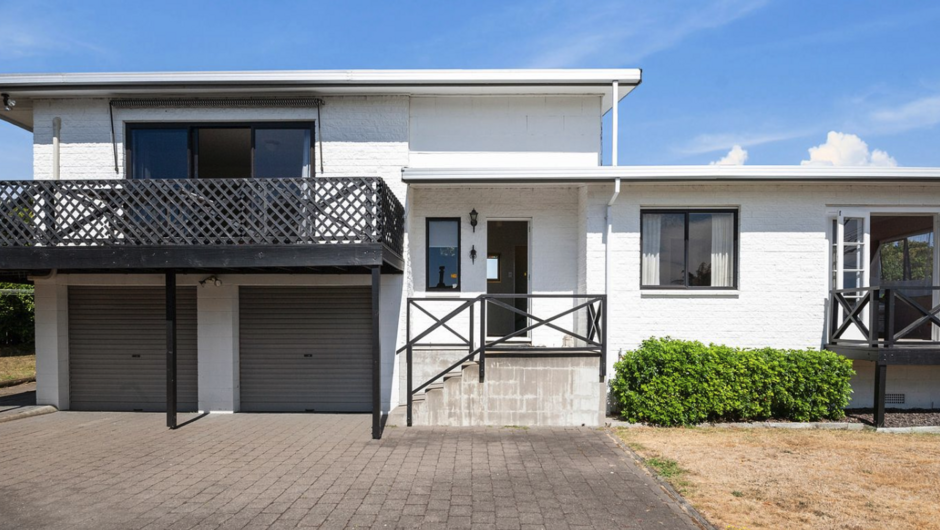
[611,337,854,426]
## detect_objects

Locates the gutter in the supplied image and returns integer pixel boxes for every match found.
[402,165,940,184]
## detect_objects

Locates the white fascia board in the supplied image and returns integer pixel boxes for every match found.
[402,165,940,184]
[0,68,641,97]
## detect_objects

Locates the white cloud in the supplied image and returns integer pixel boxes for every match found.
[710,145,748,165]
[525,0,768,67]
[800,132,897,167]
[679,129,809,155]
[868,95,940,135]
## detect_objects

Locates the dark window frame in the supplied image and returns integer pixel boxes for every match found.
[125,122,316,179]
[426,217,462,292]
[640,208,739,290]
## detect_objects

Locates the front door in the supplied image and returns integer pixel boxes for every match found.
[486,220,530,338]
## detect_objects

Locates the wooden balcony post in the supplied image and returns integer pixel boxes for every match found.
[874,362,887,428]
[166,271,177,430]
[371,266,382,440]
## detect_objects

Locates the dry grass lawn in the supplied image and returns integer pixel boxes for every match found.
[0,354,35,381]
[618,427,940,530]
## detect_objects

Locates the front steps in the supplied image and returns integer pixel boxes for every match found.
[389,355,605,427]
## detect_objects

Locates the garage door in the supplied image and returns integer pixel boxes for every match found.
[68,286,198,412]
[239,286,372,412]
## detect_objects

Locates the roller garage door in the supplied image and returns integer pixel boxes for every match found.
[239,286,372,412]
[68,286,198,412]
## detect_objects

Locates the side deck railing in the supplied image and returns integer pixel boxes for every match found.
[397,294,607,427]
[828,286,940,348]
[0,177,404,257]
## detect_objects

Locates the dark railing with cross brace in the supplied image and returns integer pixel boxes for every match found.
[828,286,940,348]
[0,177,404,257]
[396,294,607,427]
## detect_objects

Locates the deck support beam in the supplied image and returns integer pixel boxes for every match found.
[371,266,382,440]
[166,271,178,430]
[873,362,887,429]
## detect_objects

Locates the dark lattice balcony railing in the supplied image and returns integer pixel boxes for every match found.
[0,177,404,257]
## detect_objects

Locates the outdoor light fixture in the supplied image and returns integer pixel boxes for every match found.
[199,275,223,287]
[469,208,478,232]
[470,245,477,264]
[1,94,14,112]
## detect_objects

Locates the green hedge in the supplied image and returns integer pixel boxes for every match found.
[0,283,34,347]
[611,337,854,426]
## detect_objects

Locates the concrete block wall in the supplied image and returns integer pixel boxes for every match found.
[586,181,940,409]
[407,355,605,427]
[409,96,601,168]
[485,356,604,426]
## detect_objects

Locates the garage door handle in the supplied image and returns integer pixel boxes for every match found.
[131,354,141,358]
[303,354,312,358]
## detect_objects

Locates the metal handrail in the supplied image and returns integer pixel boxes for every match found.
[401,293,607,427]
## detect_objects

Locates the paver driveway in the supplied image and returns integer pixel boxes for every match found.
[0,413,701,530]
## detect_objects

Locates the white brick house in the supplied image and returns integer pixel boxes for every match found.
[1,69,938,436]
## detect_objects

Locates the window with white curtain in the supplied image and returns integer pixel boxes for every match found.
[641,210,737,289]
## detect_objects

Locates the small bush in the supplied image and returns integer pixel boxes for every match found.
[612,337,854,426]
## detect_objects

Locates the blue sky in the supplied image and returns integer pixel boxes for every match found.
[1,0,939,178]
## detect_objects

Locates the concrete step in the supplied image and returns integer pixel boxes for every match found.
[461,361,482,426]
[443,373,463,426]
[425,387,446,426]
[411,396,427,426]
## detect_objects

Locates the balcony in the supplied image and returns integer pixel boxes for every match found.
[826,286,940,365]
[0,177,404,275]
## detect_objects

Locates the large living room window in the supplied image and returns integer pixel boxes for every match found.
[126,123,313,179]
[427,218,461,291]
[641,209,738,289]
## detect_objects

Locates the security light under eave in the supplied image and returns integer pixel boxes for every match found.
[1,94,14,112]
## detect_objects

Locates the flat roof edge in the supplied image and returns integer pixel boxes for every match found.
[402,165,940,183]
[0,68,642,89]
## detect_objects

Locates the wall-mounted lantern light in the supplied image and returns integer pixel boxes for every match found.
[469,208,478,232]
[470,245,477,264]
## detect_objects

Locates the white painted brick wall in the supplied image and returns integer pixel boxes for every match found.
[32,96,410,198]
[409,186,581,347]
[585,182,940,409]
[409,96,601,167]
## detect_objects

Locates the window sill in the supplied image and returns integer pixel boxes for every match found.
[640,289,740,299]
[418,291,467,299]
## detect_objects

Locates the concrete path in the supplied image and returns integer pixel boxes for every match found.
[0,413,702,529]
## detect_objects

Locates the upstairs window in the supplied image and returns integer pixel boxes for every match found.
[127,123,313,179]
[641,209,738,289]
[427,218,460,291]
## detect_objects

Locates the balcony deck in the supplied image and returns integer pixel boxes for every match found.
[0,177,404,276]
[827,286,940,365]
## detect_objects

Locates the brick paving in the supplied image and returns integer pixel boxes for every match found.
[0,413,700,529]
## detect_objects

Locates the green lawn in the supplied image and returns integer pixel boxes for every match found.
[0,354,35,382]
